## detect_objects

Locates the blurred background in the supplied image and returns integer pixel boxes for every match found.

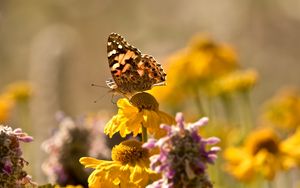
[1,0,300,185]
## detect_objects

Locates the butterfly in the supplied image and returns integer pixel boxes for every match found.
[106,33,166,98]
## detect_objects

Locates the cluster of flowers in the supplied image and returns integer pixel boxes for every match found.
[0,126,35,187]
[222,88,300,183]
[224,127,300,181]
[77,34,280,187]
[147,34,300,188]
[80,92,220,187]
[5,33,300,188]
[0,65,221,187]
[150,34,257,112]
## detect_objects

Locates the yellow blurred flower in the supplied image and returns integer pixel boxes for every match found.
[187,34,238,81]
[80,139,158,188]
[151,34,238,107]
[208,69,258,96]
[0,81,32,123]
[0,94,14,123]
[262,88,300,131]
[280,127,300,169]
[171,34,238,86]
[5,81,32,102]
[224,128,300,182]
[104,92,175,138]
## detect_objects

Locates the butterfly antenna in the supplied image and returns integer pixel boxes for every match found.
[91,83,109,89]
[91,83,110,103]
[93,92,109,103]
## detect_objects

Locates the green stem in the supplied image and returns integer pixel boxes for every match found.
[17,101,30,129]
[240,91,254,134]
[220,94,236,124]
[141,123,148,143]
[192,88,205,116]
[207,96,215,124]
[267,181,273,188]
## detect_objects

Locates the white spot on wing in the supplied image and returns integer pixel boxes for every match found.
[118,44,122,49]
[108,50,117,57]
[112,63,120,70]
[106,79,117,89]
[108,42,112,46]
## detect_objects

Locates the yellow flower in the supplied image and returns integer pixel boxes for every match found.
[207,69,258,96]
[5,81,32,102]
[0,94,14,123]
[223,147,255,182]
[104,92,175,138]
[170,34,238,87]
[262,88,300,131]
[280,127,300,169]
[224,128,294,182]
[150,34,238,107]
[80,139,158,188]
[0,81,32,123]
[187,34,238,82]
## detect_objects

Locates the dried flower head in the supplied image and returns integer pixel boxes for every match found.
[42,112,110,186]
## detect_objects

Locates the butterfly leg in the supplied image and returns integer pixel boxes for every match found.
[111,93,117,104]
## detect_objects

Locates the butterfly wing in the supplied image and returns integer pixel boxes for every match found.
[106,33,166,95]
[138,54,166,86]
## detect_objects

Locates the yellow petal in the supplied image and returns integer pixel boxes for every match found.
[125,113,143,137]
[254,150,277,180]
[130,165,143,183]
[223,147,247,162]
[142,110,160,129]
[158,110,176,125]
[104,116,120,138]
[233,158,254,181]
[79,157,102,168]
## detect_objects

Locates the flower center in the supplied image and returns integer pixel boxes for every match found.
[111,139,149,164]
[130,92,159,111]
[252,139,279,155]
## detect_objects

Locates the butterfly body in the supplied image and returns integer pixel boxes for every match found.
[106,33,166,97]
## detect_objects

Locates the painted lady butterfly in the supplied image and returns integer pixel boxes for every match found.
[106,33,166,97]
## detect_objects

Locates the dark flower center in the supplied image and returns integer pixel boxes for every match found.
[253,139,279,155]
[111,139,149,164]
[130,92,159,111]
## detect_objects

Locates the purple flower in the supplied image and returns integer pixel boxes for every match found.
[143,113,220,188]
[3,158,13,174]
[0,126,35,187]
